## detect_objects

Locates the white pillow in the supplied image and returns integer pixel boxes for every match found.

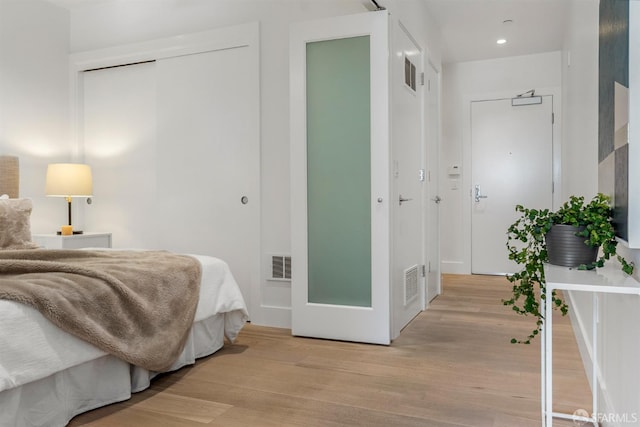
[0,198,39,250]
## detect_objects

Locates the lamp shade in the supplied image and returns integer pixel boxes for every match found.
[0,156,19,198]
[45,163,93,197]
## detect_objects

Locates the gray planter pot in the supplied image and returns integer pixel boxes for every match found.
[545,224,598,267]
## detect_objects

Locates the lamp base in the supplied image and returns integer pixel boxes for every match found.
[56,230,84,235]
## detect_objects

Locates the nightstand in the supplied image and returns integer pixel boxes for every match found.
[32,232,112,249]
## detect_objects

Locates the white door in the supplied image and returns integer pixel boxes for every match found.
[82,43,260,313]
[471,96,553,274]
[290,11,390,344]
[425,62,441,302]
[154,49,260,312]
[391,22,424,338]
[82,62,159,247]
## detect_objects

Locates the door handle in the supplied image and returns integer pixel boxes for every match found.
[474,185,488,203]
[399,195,413,205]
[431,195,441,204]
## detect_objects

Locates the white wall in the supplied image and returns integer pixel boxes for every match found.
[379,0,443,67]
[0,0,71,233]
[562,1,640,424]
[65,0,441,328]
[560,0,600,394]
[561,0,599,201]
[440,51,562,274]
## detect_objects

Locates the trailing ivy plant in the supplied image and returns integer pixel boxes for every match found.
[504,193,633,344]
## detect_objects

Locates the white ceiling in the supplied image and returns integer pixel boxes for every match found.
[47,0,575,64]
[422,0,573,63]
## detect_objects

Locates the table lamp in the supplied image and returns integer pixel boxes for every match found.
[45,163,93,235]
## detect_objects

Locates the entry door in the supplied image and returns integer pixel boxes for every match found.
[471,96,553,274]
[391,22,424,338]
[290,11,390,344]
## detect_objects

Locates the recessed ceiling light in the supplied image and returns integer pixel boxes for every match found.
[497,39,507,45]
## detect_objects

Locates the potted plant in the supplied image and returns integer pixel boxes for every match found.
[504,193,633,344]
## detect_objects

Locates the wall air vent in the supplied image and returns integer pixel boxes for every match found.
[404,265,419,305]
[404,56,417,92]
[271,255,291,281]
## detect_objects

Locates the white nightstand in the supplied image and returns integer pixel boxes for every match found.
[32,232,112,249]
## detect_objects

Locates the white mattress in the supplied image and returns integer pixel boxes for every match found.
[0,253,248,394]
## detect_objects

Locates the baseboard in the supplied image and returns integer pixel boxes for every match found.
[250,305,291,329]
[440,260,468,274]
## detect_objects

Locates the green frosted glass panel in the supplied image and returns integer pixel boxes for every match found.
[306,36,371,307]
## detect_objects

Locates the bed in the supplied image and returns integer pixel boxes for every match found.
[0,171,249,426]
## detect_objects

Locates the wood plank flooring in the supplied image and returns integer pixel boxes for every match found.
[70,274,591,426]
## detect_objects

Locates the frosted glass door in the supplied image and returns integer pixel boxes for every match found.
[291,11,390,345]
[306,36,371,307]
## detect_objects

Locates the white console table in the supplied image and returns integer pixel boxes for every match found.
[542,263,640,426]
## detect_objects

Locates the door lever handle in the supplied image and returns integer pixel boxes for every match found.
[399,195,413,205]
[474,185,488,203]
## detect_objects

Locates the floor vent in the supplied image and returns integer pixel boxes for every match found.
[404,265,419,305]
[271,255,291,280]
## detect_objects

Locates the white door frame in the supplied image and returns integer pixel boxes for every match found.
[69,23,263,321]
[461,88,562,274]
[290,11,391,344]
[425,58,442,303]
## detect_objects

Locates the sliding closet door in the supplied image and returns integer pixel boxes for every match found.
[81,34,259,315]
[290,11,390,344]
[83,62,159,248]
[155,48,260,308]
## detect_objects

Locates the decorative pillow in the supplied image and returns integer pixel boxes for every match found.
[0,198,39,250]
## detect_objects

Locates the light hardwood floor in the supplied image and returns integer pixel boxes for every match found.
[70,274,590,426]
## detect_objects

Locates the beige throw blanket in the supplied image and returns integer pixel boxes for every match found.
[0,249,201,372]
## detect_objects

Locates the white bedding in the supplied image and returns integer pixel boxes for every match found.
[0,253,248,394]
